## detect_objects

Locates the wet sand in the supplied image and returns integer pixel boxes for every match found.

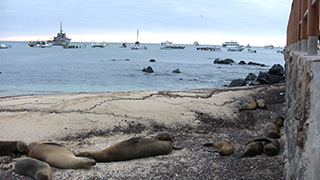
[0,84,285,179]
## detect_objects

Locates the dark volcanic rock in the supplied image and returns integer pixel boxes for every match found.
[214,58,235,64]
[257,72,284,84]
[268,64,284,76]
[142,66,154,73]
[248,61,266,67]
[245,73,257,81]
[239,60,246,65]
[172,69,181,73]
[229,79,246,87]
[149,59,156,62]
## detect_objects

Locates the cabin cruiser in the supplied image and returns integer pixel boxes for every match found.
[222,41,241,48]
[91,41,107,48]
[160,41,185,50]
[131,30,147,50]
[264,45,274,49]
[48,22,71,46]
[0,44,11,49]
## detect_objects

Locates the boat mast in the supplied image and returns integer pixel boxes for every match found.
[60,22,63,34]
[136,29,139,42]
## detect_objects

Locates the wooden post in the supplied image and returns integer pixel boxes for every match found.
[301,0,309,51]
[307,0,319,55]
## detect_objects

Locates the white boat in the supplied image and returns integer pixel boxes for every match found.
[193,41,199,46]
[91,41,107,48]
[222,41,241,47]
[227,46,244,52]
[0,44,11,49]
[160,40,185,50]
[264,45,274,49]
[29,41,52,48]
[131,30,147,50]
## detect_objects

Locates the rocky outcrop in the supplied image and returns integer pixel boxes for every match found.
[172,69,181,73]
[142,66,154,73]
[228,79,246,87]
[213,58,235,64]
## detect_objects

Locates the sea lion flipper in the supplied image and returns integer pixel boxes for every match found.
[203,143,213,147]
[173,146,183,150]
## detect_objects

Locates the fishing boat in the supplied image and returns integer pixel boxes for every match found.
[0,44,11,49]
[160,41,185,50]
[131,30,147,50]
[222,41,241,48]
[49,22,71,46]
[28,41,52,48]
[193,41,199,46]
[227,46,244,52]
[91,41,107,48]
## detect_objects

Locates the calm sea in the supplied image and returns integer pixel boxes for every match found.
[0,41,284,96]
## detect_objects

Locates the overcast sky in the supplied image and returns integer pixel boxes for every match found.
[0,0,292,46]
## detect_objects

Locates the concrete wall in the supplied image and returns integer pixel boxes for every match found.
[284,49,320,180]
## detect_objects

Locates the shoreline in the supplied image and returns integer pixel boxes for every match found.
[0,84,285,179]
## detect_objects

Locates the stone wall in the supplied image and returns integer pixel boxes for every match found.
[283,49,320,180]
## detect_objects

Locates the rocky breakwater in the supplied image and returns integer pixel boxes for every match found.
[213,58,285,87]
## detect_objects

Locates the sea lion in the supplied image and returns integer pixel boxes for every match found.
[262,139,280,156]
[76,132,181,162]
[239,96,257,110]
[15,157,51,180]
[264,122,280,138]
[273,116,284,128]
[256,99,266,109]
[28,142,96,169]
[0,141,29,157]
[203,141,235,156]
[236,140,264,159]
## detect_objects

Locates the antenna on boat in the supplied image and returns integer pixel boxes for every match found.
[136,29,139,42]
[60,22,63,33]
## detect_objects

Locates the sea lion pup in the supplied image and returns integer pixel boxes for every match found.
[264,122,280,138]
[28,142,96,169]
[273,116,284,128]
[76,132,181,162]
[15,157,51,180]
[262,139,280,156]
[0,141,29,157]
[235,140,264,159]
[203,141,235,156]
[239,96,257,110]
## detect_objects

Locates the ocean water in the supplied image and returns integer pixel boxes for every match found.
[0,41,285,96]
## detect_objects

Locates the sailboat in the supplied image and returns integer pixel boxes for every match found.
[131,29,147,50]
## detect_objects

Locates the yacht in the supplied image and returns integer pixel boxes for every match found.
[91,41,107,48]
[222,41,241,47]
[160,41,185,50]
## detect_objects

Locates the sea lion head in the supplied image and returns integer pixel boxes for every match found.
[36,172,51,180]
[78,157,96,168]
[274,116,284,128]
[154,132,174,142]
[17,141,29,154]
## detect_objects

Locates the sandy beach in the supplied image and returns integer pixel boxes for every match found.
[0,84,285,180]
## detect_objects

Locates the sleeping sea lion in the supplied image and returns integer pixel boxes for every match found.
[239,96,257,110]
[203,141,235,156]
[264,122,280,138]
[273,116,284,128]
[236,140,263,159]
[76,132,181,162]
[15,157,51,180]
[0,141,29,157]
[28,142,96,169]
[262,139,280,156]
